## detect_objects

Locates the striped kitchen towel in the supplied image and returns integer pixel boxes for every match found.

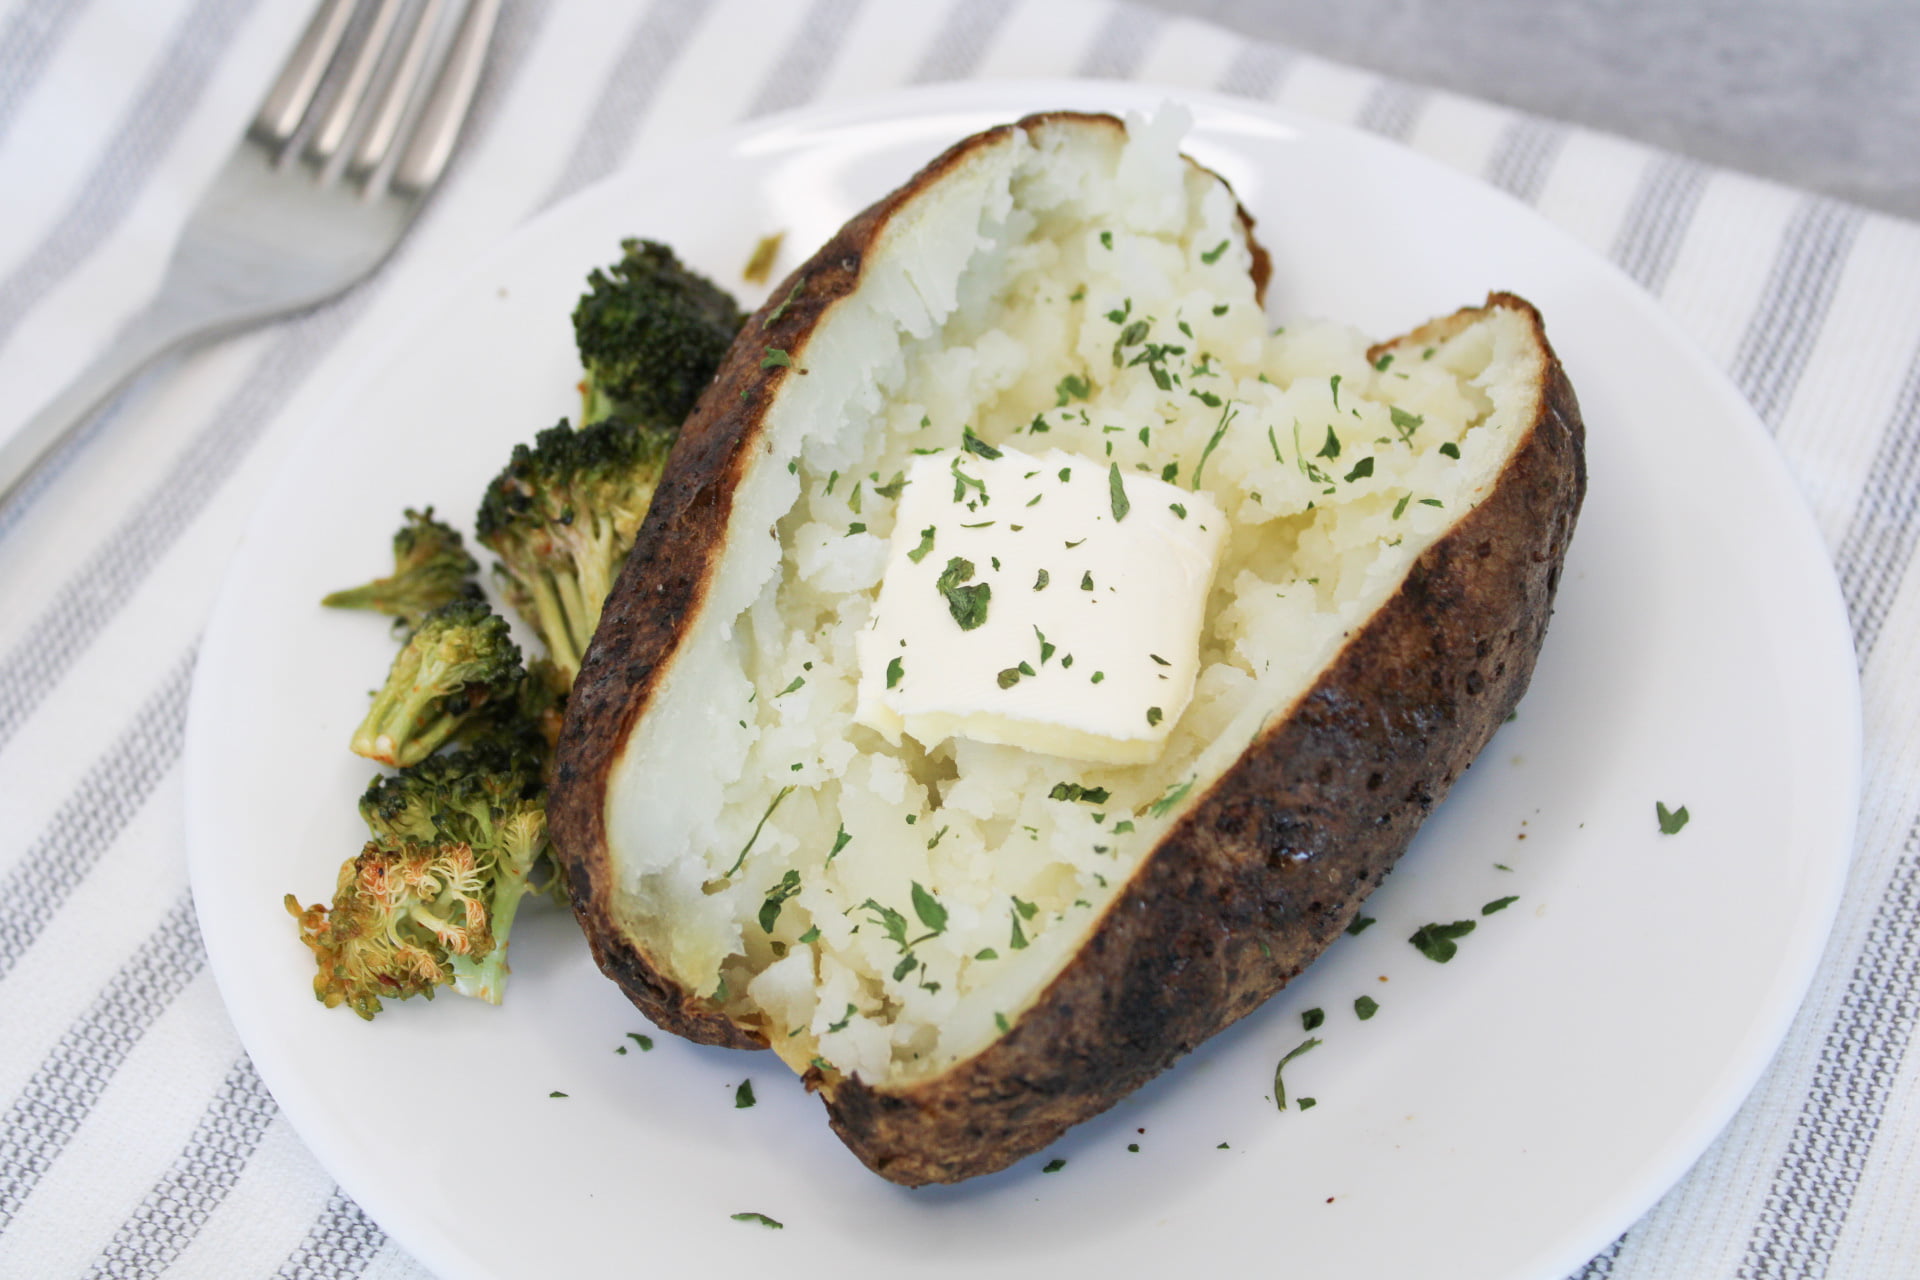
[1,1,1916,1277]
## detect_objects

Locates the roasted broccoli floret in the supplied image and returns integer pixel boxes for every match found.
[475,419,670,681]
[572,237,746,430]
[286,839,496,1019]
[348,598,523,767]
[298,742,553,1016]
[321,507,481,631]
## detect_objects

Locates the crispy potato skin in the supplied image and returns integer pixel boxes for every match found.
[549,111,1584,1183]
[825,293,1583,1184]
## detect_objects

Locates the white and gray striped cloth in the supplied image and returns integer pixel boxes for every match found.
[1,1,1916,1276]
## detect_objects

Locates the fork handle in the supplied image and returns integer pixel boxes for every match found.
[0,296,210,509]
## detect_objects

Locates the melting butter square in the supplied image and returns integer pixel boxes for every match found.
[854,444,1225,764]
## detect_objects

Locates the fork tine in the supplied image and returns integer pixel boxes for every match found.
[250,0,359,147]
[349,0,449,179]
[391,0,498,195]
[307,0,404,166]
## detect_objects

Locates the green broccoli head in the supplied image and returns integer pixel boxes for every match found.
[474,419,671,682]
[573,238,746,430]
[348,598,523,768]
[286,839,497,1019]
[322,507,481,630]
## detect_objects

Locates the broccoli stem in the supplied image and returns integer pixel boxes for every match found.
[526,571,580,677]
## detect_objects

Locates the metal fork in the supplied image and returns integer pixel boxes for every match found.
[0,0,500,507]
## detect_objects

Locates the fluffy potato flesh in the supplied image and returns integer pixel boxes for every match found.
[553,110,1584,1184]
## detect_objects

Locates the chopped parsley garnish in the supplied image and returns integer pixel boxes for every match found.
[1439,441,1461,459]
[1055,373,1091,405]
[1193,401,1238,488]
[1374,352,1395,371]
[1147,777,1193,817]
[735,1079,756,1108]
[911,881,948,935]
[829,825,851,862]
[1201,238,1230,263]
[846,522,866,535]
[627,1033,654,1051]
[1330,374,1342,410]
[1317,426,1341,460]
[1657,801,1691,834]
[725,785,794,877]
[1344,456,1374,483]
[1034,568,1050,591]
[886,656,903,689]
[1273,1036,1321,1109]
[1354,995,1379,1020]
[1162,461,1179,483]
[1089,670,1104,684]
[1345,915,1376,936]
[1301,1008,1325,1031]
[549,1090,568,1097]
[1080,571,1094,591]
[874,471,906,499]
[1482,895,1519,915]
[1390,405,1423,441]
[1392,494,1411,519]
[1042,1158,1067,1173]
[936,556,991,630]
[961,425,1001,459]
[1036,627,1055,663]
[995,1012,1011,1032]
[798,924,821,944]
[760,347,793,369]
[1419,498,1444,508]
[757,869,801,933]
[1108,463,1130,521]
[1100,230,1113,249]
[825,1003,856,1034]
[1169,502,1187,518]
[730,1212,782,1229]
[1408,919,1477,962]
[1049,782,1111,804]
[775,676,804,696]
[1298,1097,1317,1110]
[1146,706,1163,726]
[906,525,936,563]
[1213,303,1229,315]
[997,667,1023,689]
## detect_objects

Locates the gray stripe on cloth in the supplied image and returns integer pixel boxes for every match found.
[1737,809,1920,1279]
[1835,342,1920,661]
[540,0,713,210]
[1570,1233,1627,1278]
[1726,197,1863,428]
[81,1055,278,1280]
[908,0,1016,83]
[0,893,205,1232]
[1213,40,1293,100]
[0,652,190,985]
[0,0,262,357]
[1610,153,1708,295]
[1485,117,1569,204]
[0,0,97,146]
[0,0,550,750]
[746,0,865,119]
[1354,81,1427,143]
[275,1188,387,1280]
[1075,2,1166,79]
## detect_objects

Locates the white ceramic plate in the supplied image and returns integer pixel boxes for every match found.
[186,81,1860,1280]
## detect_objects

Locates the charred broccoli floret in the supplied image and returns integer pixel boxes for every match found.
[348,598,523,767]
[474,419,669,681]
[298,742,554,1016]
[321,507,481,630]
[286,839,496,1019]
[572,237,746,430]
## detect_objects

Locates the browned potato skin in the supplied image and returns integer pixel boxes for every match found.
[550,113,1585,1184]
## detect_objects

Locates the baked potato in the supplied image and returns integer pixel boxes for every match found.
[549,109,1585,1185]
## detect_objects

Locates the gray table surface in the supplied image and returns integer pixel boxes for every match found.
[1146,0,1920,221]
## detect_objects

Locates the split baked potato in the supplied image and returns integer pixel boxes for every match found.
[549,109,1585,1185]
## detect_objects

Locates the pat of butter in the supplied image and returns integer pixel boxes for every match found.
[854,445,1225,765]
